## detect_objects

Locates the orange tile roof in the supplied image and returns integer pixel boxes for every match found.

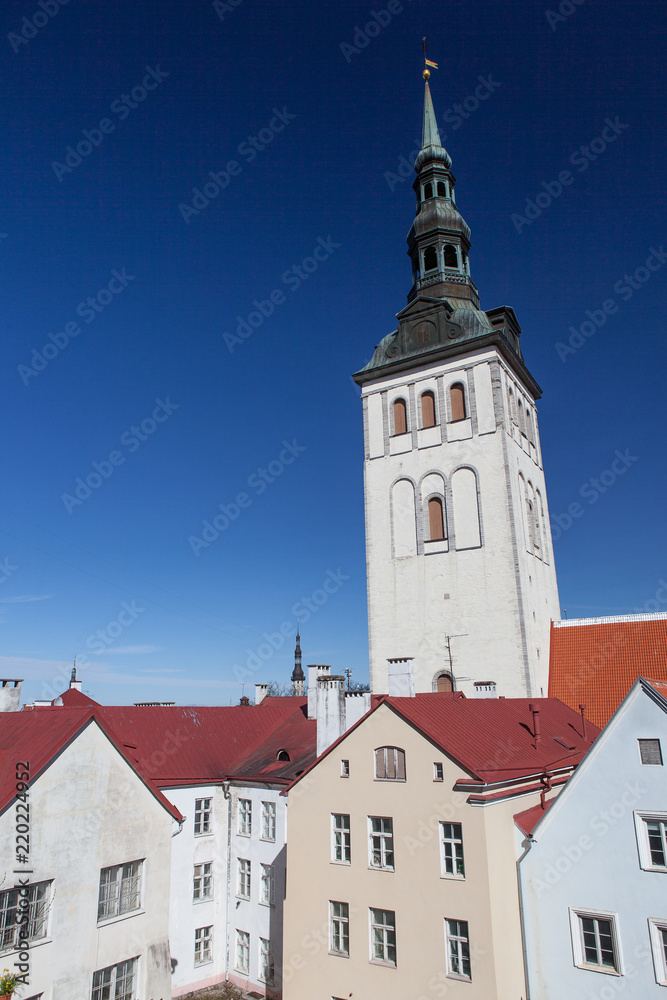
[548,614,667,728]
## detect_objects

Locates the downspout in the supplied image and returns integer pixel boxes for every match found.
[222,781,232,983]
[517,835,535,1000]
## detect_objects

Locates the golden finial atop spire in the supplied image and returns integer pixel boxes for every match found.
[422,36,438,79]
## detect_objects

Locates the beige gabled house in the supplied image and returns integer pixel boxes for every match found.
[282,692,598,1000]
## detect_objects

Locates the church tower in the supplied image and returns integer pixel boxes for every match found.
[353,69,560,699]
[291,623,305,696]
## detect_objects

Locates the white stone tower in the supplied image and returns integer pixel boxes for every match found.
[353,72,560,699]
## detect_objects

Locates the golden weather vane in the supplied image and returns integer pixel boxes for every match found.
[422,36,439,79]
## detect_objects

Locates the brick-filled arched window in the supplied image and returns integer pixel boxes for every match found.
[444,244,458,269]
[450,383,466,422]
[393,398,408,435]
[421,391,436,428]
[375,747,406,781]
[428,497,445,541]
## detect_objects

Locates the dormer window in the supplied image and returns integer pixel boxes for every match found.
[444,244,458,269]
[423,245,438,272]
[276,749,290,762]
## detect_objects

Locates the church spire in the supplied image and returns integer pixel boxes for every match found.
[291,621,305,696]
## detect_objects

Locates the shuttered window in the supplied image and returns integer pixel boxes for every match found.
[421,392,436,428]
[450,383,466,422]
[428,498,445,541]
[639,739,663,765]
[393,399,407,435]
[375,747,406,781]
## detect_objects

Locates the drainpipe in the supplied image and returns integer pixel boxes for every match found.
[579,704,587,740]
[222,781,232,983]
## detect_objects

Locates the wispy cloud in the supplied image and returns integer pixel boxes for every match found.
[92,644,161,656]
[0,595,51,604]
[140,666,183,674]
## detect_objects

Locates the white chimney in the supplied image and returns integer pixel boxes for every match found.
[387,658,415,697]
[316,674,346,756]
[307,664,331,720]
[255,683,269,705]
[0,679,23,712]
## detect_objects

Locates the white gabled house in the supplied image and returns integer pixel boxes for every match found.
[517,677,667,998]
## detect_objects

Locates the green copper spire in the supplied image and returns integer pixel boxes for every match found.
[422,81,441,148]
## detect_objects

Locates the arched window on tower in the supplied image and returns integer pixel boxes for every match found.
[449,382,467,422]
[428,497,446,541]
[435,673,454,693]
[393,398,408,436]
[423,182,433,200]
[421,391,436,428]
[423,245,438,272]
[508,387,517,425]
[444,244,458,269]
[437,181,447,197]
[517,400,526,436]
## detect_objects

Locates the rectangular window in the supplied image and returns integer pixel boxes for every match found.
[639,739,663,765]
[445,919,471,980]
[260,864,275,905]
[91,958,137,1000]
[0,881,51,951]
[649,919,667,986]
[238,798,252,836]
[332,813,351,864]
[261,801,276,841]
[570,909,620,974]
[330,901,349,956]
[341,759,350,778]
[259,937,274,983]
[370,908,396,965]
[433,762,444,781]
[98,861,142,922]
[194,925,213,966]
[368,817,394,870]
[440,823,465,878]
[635,812,667,871]
[193,862,213,901]
[237,859,251,899]
[374,747,406,781]
[194,797,212,835]
[235,930,250,974]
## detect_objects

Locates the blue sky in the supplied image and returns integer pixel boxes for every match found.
[1,0,665,705]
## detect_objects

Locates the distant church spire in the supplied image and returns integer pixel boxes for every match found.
[291,621,305,696]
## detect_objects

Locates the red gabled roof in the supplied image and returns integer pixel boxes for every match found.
[549,614,667,728]
[0,708,181,821]
[51,687,99,708]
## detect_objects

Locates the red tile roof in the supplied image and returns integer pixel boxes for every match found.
[0,708,181,820]
[514,799,554,837]
[548,615,667,728]
[51,687,99,707]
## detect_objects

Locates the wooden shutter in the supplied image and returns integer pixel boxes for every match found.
[421,392,436,428]
[437,675,453,693]
[428,498,445,541]
[393,399,407,435]
[450,383,466,422]
[375,748,386,779]
[396,750,406,780]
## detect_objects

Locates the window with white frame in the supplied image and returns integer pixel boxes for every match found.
[368,817,394,870]
[330,901,349,956]
[235,929,250,973]
[433,762,444,781]
[0,881,51,952]
[440,823,465,878]
[91,958,138,1000]
[445,918,471,980]
[635,812,667,871]
[194,797,212,835]
[237,859,251,899]
[332,813,351,863]
[238,798,252,836]
[194,925,213,965]
[193,862,213,901]
[649,919,667,986]
[261,801,276,841]
[341,759,350,777]
[569,909,621,974]
[638,739,663,765]
[374,746,406,781]
[370,908,396,965]
[259,936,274,983]
[97,861,142,921]
[260,864,275,905]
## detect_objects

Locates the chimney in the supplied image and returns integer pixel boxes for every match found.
[579,703,587,739]
[239,695,250,707]
[0,680,23,712]
[307,664,331,720]
[255,683,269,705]
[387,658,415,698]
[529,703,541,746]
[316,674,346,756]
